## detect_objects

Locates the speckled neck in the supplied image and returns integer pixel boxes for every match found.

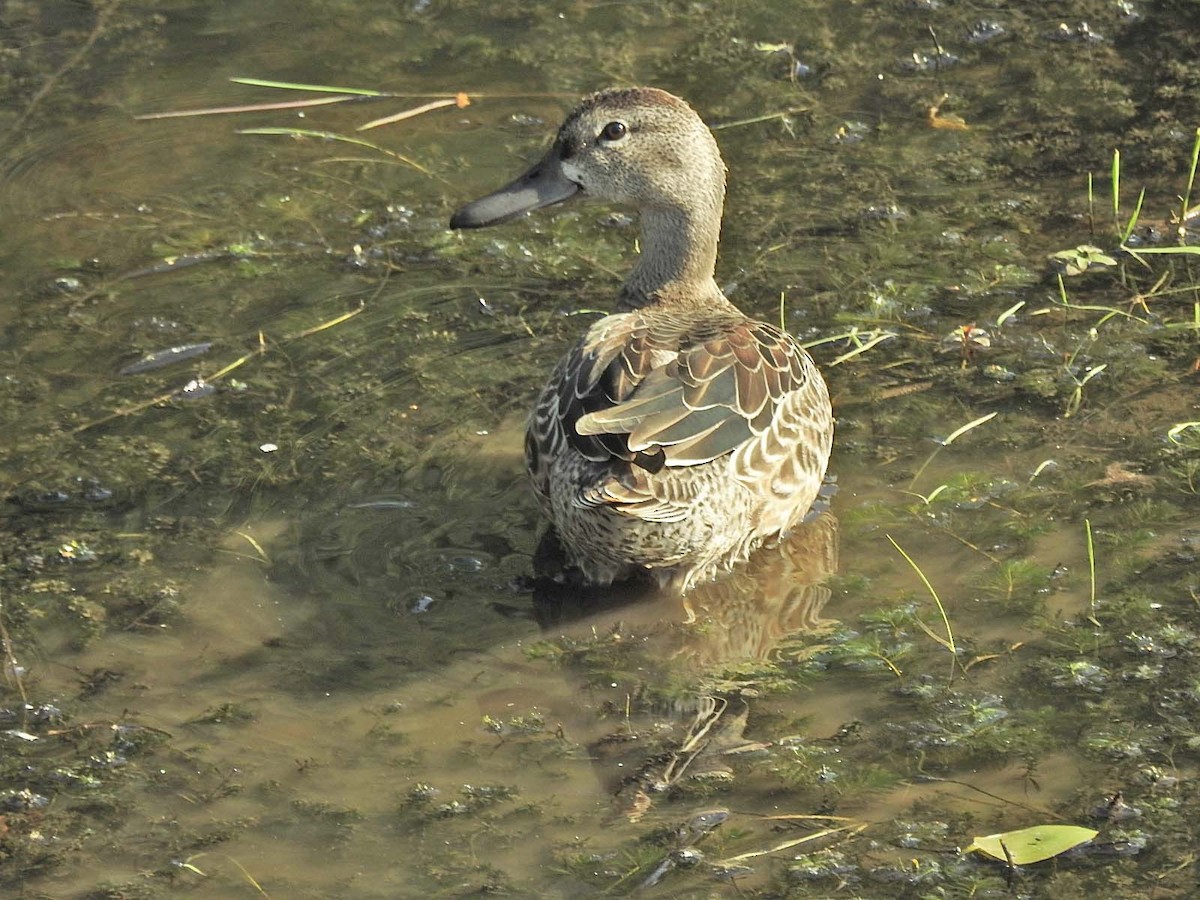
[621,207,718,306]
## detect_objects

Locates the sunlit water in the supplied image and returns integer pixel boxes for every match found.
[2,2,1199,897]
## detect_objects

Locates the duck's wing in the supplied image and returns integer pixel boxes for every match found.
[540,313,831,521]
[526,312,659,505]
[575,316,827,468]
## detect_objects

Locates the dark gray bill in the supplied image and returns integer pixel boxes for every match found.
[450,146,580,229]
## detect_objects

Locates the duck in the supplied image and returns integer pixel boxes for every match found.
[451,87,833,595]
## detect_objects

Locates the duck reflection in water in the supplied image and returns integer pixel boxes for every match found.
[533,512,840,823]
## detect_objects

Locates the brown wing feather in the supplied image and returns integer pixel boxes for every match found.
[575,317,818,468]
[528,309,830,525]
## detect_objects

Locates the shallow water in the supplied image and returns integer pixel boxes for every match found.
[2,1,1200,897]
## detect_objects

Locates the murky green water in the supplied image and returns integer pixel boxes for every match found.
[3,1,1199,897]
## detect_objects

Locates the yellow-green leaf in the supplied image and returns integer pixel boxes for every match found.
[1048,245,1117,276]
[966,824,1098,865]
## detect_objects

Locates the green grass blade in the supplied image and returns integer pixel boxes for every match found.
[230,77,384,96]
[800,327,898,351]
[1029,459,1058,483]
[1124,245,1200,257]
[939,411,998,446]
[995,300,1025,327]
[827,331,897,366]
[1181,126,1200,232]
[887,535,957,657]
[1168,421,1200,444]
[1119,187,1146,244]
[1085,519,1099,626]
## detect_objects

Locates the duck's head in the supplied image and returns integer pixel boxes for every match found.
[449,87,727,230]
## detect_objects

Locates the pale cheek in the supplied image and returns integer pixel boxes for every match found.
[561,160,585,184]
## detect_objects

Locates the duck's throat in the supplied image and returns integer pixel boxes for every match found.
[621,206,722,308]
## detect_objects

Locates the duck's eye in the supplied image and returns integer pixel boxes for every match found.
[599,121,628,142]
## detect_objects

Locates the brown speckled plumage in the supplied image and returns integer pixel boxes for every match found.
[452,88,833,593]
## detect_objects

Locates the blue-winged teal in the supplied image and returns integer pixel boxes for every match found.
[451,87,833,594]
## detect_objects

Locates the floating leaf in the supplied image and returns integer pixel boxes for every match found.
[1048,245,1118,275]
[966,824,1098,865]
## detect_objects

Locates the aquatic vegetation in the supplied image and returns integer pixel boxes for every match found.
[887,536,958,667]
[184,702,256,727]
[977,558,1054,605]
[480,709,546,736]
